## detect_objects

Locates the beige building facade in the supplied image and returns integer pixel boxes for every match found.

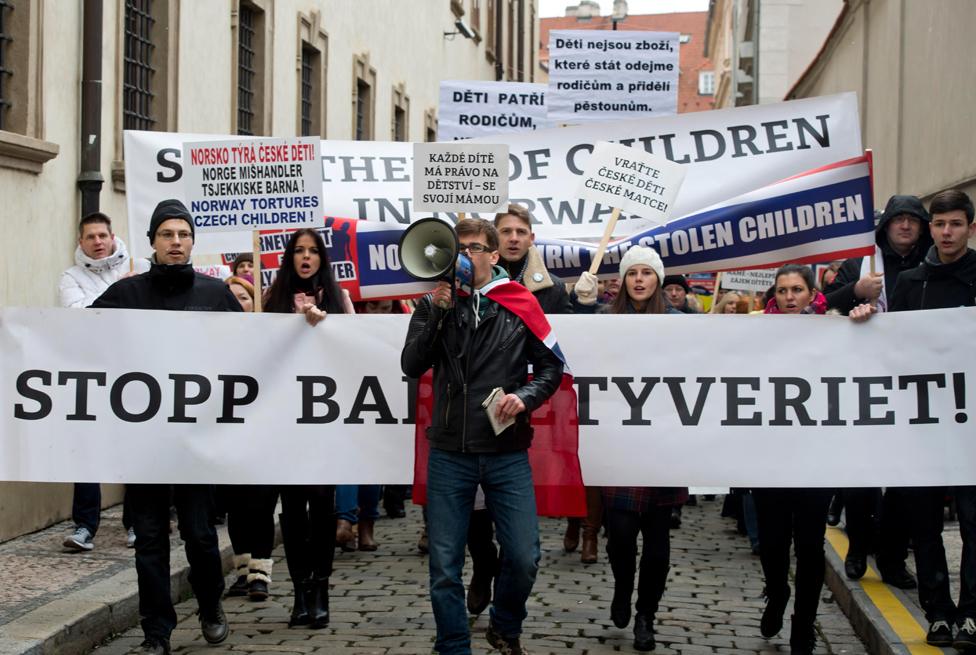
[786,0,976,205]
[0,0,538,542]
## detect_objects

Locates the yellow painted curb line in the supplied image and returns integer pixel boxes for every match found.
[826,527,943,654]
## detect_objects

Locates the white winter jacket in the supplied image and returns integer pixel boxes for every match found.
[58,237,136,308]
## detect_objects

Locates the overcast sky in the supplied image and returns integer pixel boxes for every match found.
[538,0,710,18]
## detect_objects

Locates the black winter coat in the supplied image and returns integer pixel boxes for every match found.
[824,195,933,314]
[90,263,243,312]
[401,293,563,454]
[889,247,976,312]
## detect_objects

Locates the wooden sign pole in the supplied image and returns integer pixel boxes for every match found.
[252,230,263,313]
[588,207,621,276]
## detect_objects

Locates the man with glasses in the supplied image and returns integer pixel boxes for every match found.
[91,198,240,655]
[402,218,563,655]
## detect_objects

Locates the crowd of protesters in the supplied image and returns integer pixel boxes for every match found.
[54,190,976,655]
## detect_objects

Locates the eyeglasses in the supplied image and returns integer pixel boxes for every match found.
[458,242,492,255]
[157,230,193,241]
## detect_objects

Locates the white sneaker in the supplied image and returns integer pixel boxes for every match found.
[126,527,136,548]
[63,526,94,552]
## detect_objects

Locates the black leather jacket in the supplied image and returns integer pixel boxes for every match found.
[401,293,563,453]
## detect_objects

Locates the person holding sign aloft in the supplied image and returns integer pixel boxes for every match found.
[263,227,354,630]
[598,245,685,653]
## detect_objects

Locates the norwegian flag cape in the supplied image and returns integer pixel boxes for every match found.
[412,277,587,517]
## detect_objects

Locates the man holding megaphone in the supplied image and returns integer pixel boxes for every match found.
[401,217,564,655]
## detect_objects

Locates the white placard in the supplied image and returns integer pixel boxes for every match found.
[577,141,686,222]
[723,269,778,293]
[182,137,322,233]
[547,30,679,124]
[412,143,509,213]
[3,307,976,487]
[438,81,552,141]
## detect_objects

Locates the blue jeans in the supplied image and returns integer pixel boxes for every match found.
[427,448,540,655]
[335,485,381,523]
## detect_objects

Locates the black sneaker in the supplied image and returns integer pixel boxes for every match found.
[954,617,976,651]
[926,619,954,646]
[486,621,529,655]
[760,587,790,638]
[135,637,171,654]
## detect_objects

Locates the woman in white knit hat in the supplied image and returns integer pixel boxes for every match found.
[600,245,687,652]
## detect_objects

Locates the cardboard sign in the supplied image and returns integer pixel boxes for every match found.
[547,30,680,123]
[723,269,778,293]
[577,141,686,225]
[438,80,552,141]
[412,143,509,212]
[182,137,323,233]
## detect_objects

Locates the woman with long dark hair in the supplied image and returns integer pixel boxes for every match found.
[265,228,352,629]
[755,263,829,655]
[601,246,686,652]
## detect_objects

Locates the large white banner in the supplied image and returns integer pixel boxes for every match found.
[3,307,974,487]
[547,30,680,123]
[438,81,552,141]
[123,93,863,256]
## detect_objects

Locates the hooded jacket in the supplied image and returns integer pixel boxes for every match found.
[401,266,563,454]
[59,237,139,308]
[501,245,572,315]
[90,260,242,312]
[889,246,976,312]
[824,195,933,314]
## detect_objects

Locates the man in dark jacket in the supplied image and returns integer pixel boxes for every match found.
[885,189,976,649]
[824,195,931,589]
[825,195,932,313]
[401,218,563,655]
[662,275,699,313]
[460,206,575,617]
[92,199,240,655]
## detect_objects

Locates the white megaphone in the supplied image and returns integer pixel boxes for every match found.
[399,217,473,288]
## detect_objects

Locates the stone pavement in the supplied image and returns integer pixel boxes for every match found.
[84,497,868,654]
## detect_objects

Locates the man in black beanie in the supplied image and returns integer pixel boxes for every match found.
[91,198,240,655]
[662,275,698,314]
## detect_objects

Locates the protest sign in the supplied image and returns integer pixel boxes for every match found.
[547,30,679,124]
[438,81,552,141]
[722,269,778,293]
[182,137,322,233]
[3,306,976,487]
[214,155,873,301]
[123,94,863,252]
[577,141,686,223]
[412,143,509,213]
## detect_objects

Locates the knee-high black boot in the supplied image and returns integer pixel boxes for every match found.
[279,513,310,627]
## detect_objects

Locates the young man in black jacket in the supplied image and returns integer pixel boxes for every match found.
[92,199,241,655]
[859,189,976,649]
[824,195,932,589]
[401,218,563,655]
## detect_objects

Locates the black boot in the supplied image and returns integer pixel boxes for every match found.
[789,616,816,655]
[279,513,311,627]
[288,580,311,627]
[633,613,656,651]
[309,578,330,629]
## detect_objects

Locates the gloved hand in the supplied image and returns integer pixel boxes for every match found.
[575,271,599,306]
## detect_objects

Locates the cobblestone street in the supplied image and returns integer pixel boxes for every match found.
[88,498,868,654]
